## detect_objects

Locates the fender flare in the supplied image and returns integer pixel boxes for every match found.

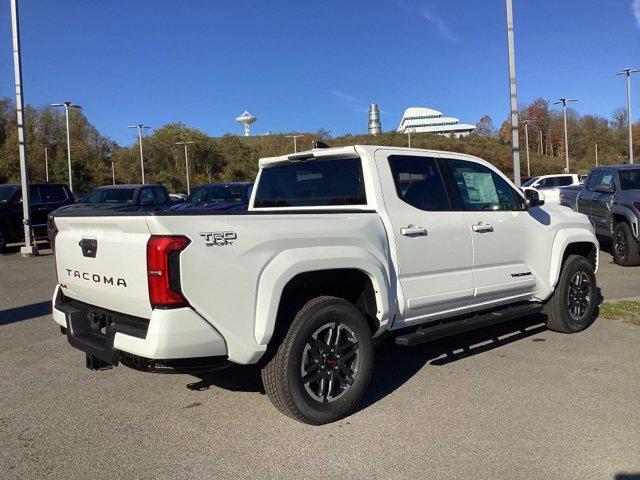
[610,206,639,238]
[548,228,599,288]
[253,246,392,346]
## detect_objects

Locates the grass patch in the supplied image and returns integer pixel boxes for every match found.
[600,301,640,326]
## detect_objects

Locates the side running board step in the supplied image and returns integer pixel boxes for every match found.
[395,302,543,347]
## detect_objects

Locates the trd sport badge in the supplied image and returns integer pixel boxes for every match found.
[200,231,237,246]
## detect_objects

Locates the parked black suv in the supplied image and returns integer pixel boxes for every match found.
[0,183,74,253]
[561,165,640,266]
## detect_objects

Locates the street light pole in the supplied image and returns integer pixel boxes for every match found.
[176,141,195,194]
[407,129,412,148]
[10,0,37,256]
[129,124,150,183]
[285,134,304,153]
[619,68,639,164]
[110,159,115,185]
[523,120,531,177]
[553,98,577,173]
[594,141,599,167]
[44,146,49,182]
[51,101,81,192]
[505,0,522,187]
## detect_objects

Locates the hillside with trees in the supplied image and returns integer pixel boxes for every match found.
[0,96,637,193]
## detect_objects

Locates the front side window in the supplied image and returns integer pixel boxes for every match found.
[446,160,522,211]
[84,188,136,204]
[138,188,154,204]
[586,170,602,191]
[152,187,168,204]
[619,169,640,190]
[537,177,557,188]
[187,185,246,204]
[39,185,68,203]
[599,170,616,190]
[254,158,366,208]
[388,155,450,211]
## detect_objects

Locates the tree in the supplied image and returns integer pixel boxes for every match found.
[474,115,496,137]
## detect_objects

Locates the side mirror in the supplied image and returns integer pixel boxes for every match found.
[525,189,545,208]
[594,184,615,194]
[139,197,154,206]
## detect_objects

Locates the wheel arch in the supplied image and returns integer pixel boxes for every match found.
[549,230,599,288]
[254,246,392,347]
[611,206,639,238]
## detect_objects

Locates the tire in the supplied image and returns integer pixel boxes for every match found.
[544,255,598,333]
[261,296,374,425]
[612,222,640,267]
[0,229,6,254]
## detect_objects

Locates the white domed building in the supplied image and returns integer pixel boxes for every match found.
[397,107,475,138]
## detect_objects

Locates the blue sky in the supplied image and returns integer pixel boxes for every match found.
[0,0,638,145]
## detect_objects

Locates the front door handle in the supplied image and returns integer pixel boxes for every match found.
[401,225,427,236]
[472,222,494,233]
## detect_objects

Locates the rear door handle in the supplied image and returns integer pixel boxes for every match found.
[401,225,427,236]
[472,223,494,233]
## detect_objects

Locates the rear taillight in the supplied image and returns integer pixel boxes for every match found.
[146,235,190,308]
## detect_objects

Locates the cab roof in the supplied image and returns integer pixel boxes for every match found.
[258,145,480,168]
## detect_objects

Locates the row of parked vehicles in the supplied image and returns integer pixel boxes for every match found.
[0,181,254,253]
[520,166,640,266]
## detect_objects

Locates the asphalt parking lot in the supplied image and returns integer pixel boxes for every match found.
[1,244,639,480]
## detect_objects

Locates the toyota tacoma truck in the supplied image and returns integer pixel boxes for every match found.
[50,145,599,425]
[560,164,640,266]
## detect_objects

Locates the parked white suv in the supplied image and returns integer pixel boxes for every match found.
[50,146,599,424]
[522,173,581,204]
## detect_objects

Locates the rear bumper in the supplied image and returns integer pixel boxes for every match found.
[52,285,227,365]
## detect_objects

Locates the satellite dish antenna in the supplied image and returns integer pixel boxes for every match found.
[235,110,257,136]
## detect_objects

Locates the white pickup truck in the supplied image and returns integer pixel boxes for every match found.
[522,173,581,204]
[51,145,599,424]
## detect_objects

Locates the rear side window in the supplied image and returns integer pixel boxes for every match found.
[446,159,522,211]
[388,155,450,211]
[619,169,640,190]
[253,158,366,208]
[39,185,68,203]
[556,176,574,187]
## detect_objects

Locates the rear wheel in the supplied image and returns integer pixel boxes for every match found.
[544,255,597,333]
[261,296,374,425]
[612,222,640,267]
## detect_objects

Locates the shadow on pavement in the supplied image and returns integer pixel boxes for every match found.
[185,315,548,413]
[357,315,546,412]
[0,300,52,325]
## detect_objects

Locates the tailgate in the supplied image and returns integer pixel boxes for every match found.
[54,216,152,318]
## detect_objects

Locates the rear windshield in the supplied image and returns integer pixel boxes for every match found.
[619,169,640,190]
[253,157,367,208]
[187,185,246,204]
[0,185,18,203]
[522,177,539,187]
[83,188,136,204]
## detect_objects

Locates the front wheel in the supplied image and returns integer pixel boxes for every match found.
[261,296,374,425]
[544,255,598,333]
[612,222,640,267]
